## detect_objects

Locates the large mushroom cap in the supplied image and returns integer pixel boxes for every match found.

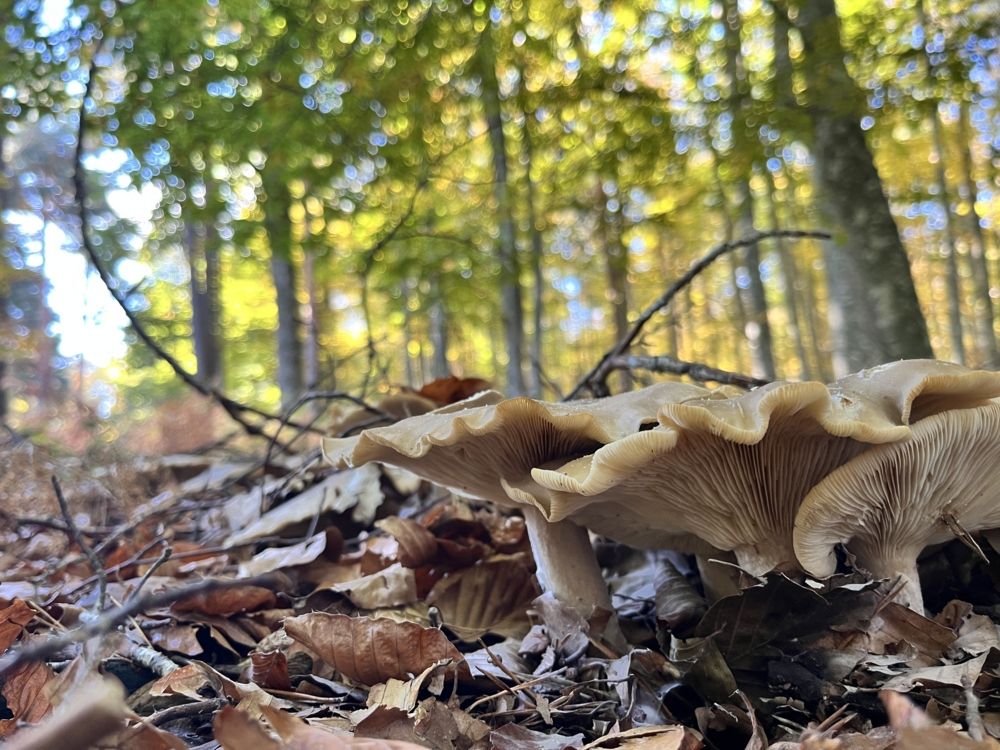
[531,380,917,576]
[323,382,713,509]
[793,402,1000,612]
[829,359,1000,425]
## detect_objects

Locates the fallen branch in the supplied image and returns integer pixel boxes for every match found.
[606,355,770,390]
[0,574,281,677]
[565,229,831,400]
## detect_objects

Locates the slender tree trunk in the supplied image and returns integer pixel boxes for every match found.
[401,280,417,388]
[262,172,303,408]
[958,101,998,366]
[595,184,631,392]
[429,277,449,379]
[521,109,545,398]
[186,220,222,387]
[929,110,966,364]
[722,0,776,379]
[478,24,526,394]
[763,168,811,379]
[0,127,9,422]
[915,0,964,363]
[795,0,933,365]
[302,251,320,389]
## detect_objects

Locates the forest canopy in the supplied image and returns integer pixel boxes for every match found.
[1,0,998,450]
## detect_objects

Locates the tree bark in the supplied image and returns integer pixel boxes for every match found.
[596,184,631,392]
[722,0,776,379]
[477,23,526,394]
[262,172,303,408]
[958,103,998,366]
[429,276,450,379]
[521,107,545,398]
[795,0,933,366]
[185,220,222,387]
[763,167,812,379]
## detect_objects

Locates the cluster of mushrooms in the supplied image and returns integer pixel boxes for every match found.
[323,360,1000,620]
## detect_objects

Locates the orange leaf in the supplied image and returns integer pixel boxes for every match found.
[250,650,292,691]
[172,585,277,616]
[214,705,280,750]
[375,517,438,568]
[416,376,491,405]
[284,613,465,685]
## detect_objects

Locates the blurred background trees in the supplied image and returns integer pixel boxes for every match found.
[1,0,998,449]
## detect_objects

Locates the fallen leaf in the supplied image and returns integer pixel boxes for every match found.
[4,676,126,750]
[226,465,384,546]
[284,613,466,685]
[427,556,539,641]
[0,662,54,738]
[214,705,281,750]
[375,517,438,568]
[240,532,332,577]
[330,563,418,609]
[881,649,996,691]
[250,650,292,691]
[490,723,585,749]
[147,624,204,656]
[172,584,278,616]
[581,725,703,750]
[0,599,34,652]
[417,376,491,405]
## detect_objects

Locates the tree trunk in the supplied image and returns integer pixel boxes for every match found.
[763,167,812,379]
[301,250,321,389]
[478,23,526,394]
[795,0,933,365]
[429,277,450,379]
[521,108,545,398]
[0,127,9,422]
[186,220,222,387]
[722,0,776,380]
[915,0,964,364]
[262,172,303,408]
[958,102,998,366]
[596,184,631,392]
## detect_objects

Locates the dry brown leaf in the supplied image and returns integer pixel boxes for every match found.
[581,725,703,750]
[375,517,438,568]
[0,661,54,738]
[427,556,538,641]
[148,662,222,700]
[5,676,126,750]
[0,599,34,652]
[172,584,278,616]
[284,612,466,685]
[490,723,585,750]
[215,705,282,750]
[330,563,418,609]
[147,624,204,656]
[251,650,292,691]
[241,532,333,577]
[881,650,994,692]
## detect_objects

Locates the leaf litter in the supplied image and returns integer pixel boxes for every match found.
[4,400,1000,749]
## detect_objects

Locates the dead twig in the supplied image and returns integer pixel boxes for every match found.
[129,546,173,600]
[52,476,108,610]
[0,573,281,677]
[566,229,830,400]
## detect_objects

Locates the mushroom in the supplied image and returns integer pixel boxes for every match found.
[323,382,717,618]
[794,401,1000,613]
[830,359,1000,425]
[530,381,915,578]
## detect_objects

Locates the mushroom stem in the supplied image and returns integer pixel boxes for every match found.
[695,552,742,600]
[522,505,613,616]
[866,555,925,614]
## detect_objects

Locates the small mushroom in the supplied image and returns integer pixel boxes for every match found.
[323,382,714,617]
[531,381,914,577]
[793,402,1000,613]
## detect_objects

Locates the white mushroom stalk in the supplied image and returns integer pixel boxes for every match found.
[794,402,1000,614]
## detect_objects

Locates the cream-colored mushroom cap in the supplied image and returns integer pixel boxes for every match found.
[532,380,916,577]
[829,359,1000,425]
[322,382,713,509]
[793,402,1000,613]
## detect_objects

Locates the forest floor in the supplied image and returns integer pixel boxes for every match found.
[2,409,1000,750]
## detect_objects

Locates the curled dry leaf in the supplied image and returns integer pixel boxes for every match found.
[284,612,466,685]
[330,563,418,609]
[172,584,278,616]
[490,723,585,750]
[580,725,704,750]
[240,532,333,577]
[374,517,438,568]
[0,599,33,652]
[427,555,539,642]
[250,650,292,691]
[0,662,54,738]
